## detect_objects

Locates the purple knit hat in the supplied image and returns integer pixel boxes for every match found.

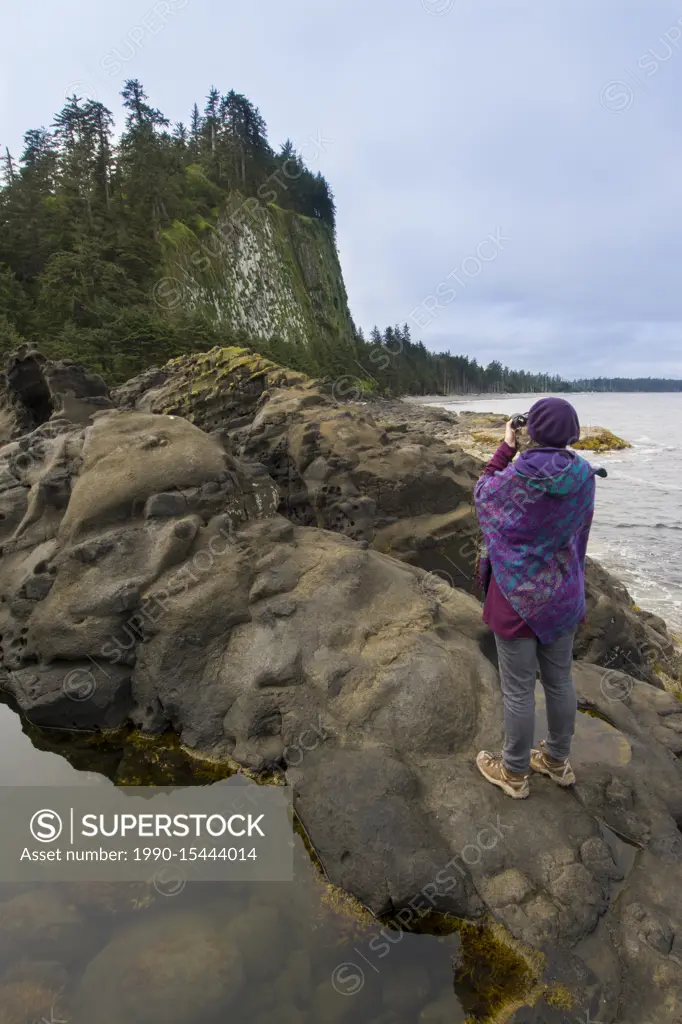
[527,397,580,448]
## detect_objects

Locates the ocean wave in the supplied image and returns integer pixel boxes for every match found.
[610,522,682,531]
[608,472,682,493]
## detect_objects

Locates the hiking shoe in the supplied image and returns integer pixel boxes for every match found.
[476,751,530,799]
[530,740,576,787]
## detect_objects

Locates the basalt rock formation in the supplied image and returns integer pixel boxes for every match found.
[157,195,354,349]
[114,345,682,690]
[111,345,484,588]
[0,346,680,1023]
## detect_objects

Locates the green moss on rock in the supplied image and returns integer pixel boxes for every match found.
[470,430,504,447]
[572,427,631,452]
[453,919,541,1022]
[125,344,320,436]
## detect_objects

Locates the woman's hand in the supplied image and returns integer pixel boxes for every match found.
[504,420,517,448]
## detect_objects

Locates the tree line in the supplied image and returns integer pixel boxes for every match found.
[341,325,571,395]
[0,80,336,381]
[570,376,682,393]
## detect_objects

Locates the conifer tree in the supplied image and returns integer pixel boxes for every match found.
[0,129,57,279]
[189,104,202,160]
[202,87,221,178]
[118,79,175,244]
[88,100,115,210]
[121,79,169,130]
[1,147,16,185]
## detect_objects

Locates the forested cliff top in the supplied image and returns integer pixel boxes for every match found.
[1,81,680,394]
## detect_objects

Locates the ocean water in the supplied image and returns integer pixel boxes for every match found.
[427,392,682,633]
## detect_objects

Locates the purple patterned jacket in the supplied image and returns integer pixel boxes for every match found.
[474,442,597,643]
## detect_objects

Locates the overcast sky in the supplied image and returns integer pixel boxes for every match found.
[2,0,682,379]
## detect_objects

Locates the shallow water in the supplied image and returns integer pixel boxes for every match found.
[428,392,682,631]
[0,706,471,1024]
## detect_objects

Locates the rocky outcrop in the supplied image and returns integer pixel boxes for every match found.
[111,347,484,588]
[0,403,279,731]
[113,349,682,688]
[578,557,682,690]
[1,446,681,1019]
[0,346,112,443]
[0,346,681,1022]
[110,346,312,434]
[573,427,632,453]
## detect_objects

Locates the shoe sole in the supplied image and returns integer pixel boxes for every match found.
[476,755,529,799]
[530,761,576,787]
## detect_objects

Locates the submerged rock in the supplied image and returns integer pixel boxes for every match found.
[73,911,245,1024]
[0,975,66,1024]
[0,888,96,967]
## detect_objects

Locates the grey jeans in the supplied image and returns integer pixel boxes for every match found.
[494,632,577,774]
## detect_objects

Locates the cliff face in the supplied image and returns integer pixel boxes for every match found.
[159,195,354,347]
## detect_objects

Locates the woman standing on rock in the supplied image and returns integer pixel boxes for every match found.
[473,397,600,799]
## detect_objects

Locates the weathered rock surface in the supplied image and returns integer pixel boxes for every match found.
[0,346,112,443]
[115,346,682,690]
[578,556,682,690]
[572,426,632,453]
[111,348,498,595]
[0,346,680,1022]
[0,403,279,729]
[110,345,311,433]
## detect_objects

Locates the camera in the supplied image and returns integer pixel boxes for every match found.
[510,412,529,430]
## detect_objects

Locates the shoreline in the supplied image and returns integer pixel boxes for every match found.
[402,391,681,406]
[402,393,531,406]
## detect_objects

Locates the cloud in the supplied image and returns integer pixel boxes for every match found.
[1,0,681,377]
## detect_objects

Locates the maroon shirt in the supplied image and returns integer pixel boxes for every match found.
[480,442,536,640]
